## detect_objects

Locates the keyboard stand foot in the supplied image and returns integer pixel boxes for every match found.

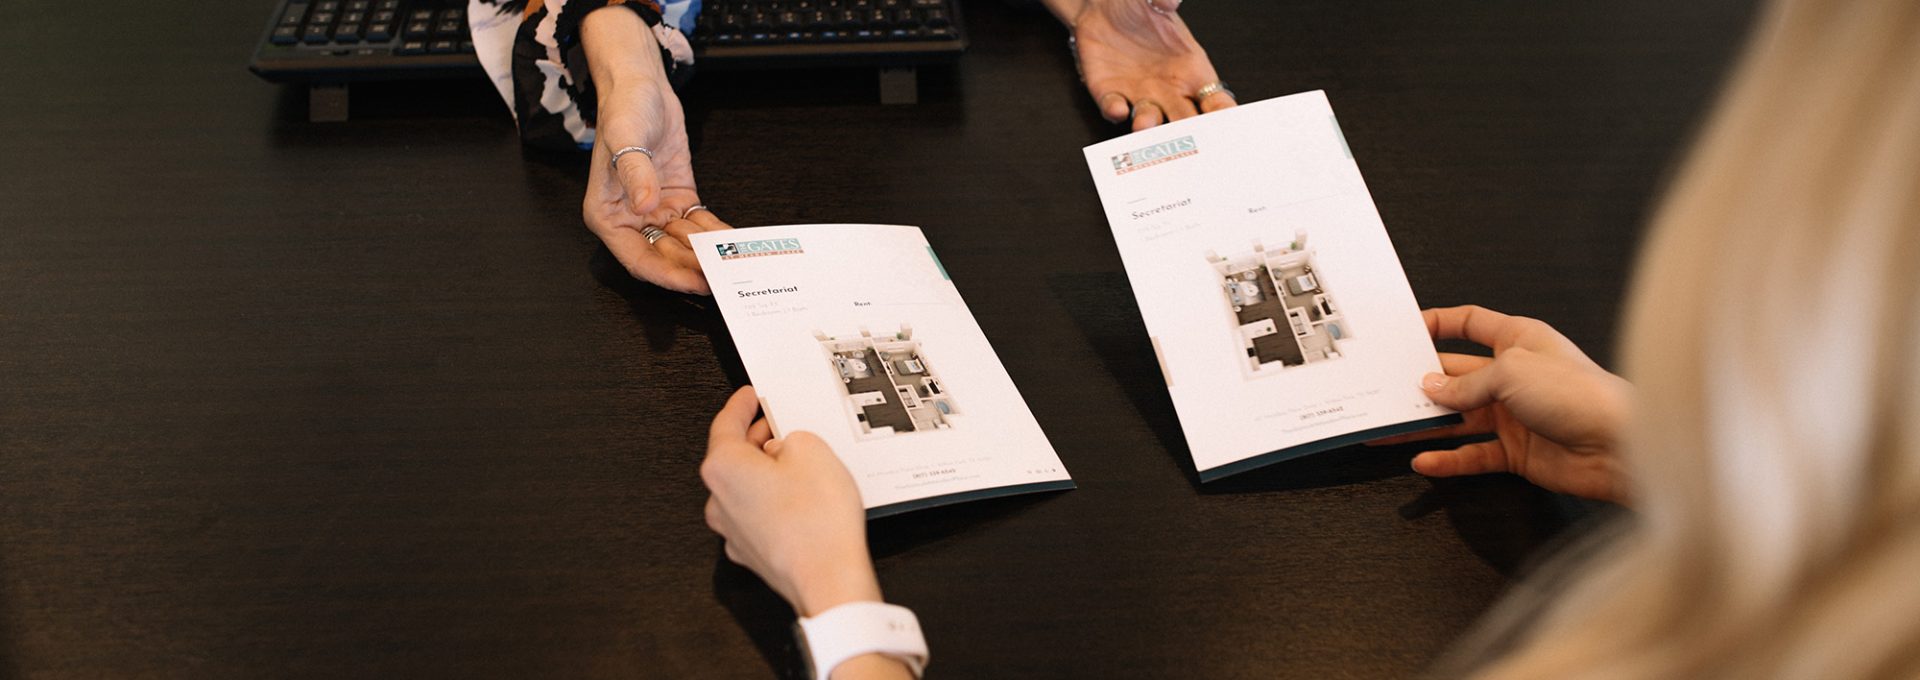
[878,66,917,105]
[309,84,349,123]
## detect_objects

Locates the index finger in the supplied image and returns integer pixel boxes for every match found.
[604,226,710,295]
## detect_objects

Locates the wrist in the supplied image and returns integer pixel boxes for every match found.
[794,559,883,618]
[581,7,665,93]
[832,653,913,679]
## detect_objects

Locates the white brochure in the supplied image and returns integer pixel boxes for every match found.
[692,224,1074,517]
[1082,91,1460,481]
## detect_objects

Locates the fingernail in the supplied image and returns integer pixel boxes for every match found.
[1421,373,1449,392]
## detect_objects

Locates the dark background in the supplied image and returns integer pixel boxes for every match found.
[0,1,1757,677]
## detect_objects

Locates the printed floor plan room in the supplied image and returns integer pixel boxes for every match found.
[1207,231,1353,377]
[817,326,959,438]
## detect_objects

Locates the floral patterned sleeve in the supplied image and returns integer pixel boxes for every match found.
[468,0,699,151]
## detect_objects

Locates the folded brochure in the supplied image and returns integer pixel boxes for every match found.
[1081,90,1461,481]
[693,224,1074,517]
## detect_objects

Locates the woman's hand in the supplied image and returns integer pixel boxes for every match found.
[1374,306,1633,503]
[1049,0,1234,130]
[581,8,733,294]
[702,387,882,617]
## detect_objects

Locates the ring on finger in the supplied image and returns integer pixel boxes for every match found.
[1194,81,1236,103]
[610,145,655,174]
[641,226,668,245]
[682,204,711,220]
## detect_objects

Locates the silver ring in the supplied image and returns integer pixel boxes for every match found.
[681,204,710,220]
[1145,0,1174,14]
[610,145,655,173]
[1195,81,1235,102]
[641,226,668,244]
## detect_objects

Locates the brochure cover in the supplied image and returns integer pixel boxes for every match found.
[692,224,1074,517]
[1081,90,1460,481]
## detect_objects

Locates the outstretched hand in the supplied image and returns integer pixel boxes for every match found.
[1066,0,1235,130]
[581,8,733,295]
[1372,306,1633,502]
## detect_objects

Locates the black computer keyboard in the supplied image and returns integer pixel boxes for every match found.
[251,0,480,82]
[251,0,965,118]
[691,0,966,68]
[252,0,966,82]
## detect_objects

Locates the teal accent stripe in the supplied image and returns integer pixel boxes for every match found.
[1196,413,1465,482]
[926,246,950,281]
[865,480,1076,519]
[1331,114,1352,159]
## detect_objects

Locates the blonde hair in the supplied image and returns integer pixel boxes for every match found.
[1449,0,1920,678]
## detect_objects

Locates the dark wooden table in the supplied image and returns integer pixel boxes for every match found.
[0,1,1756,677]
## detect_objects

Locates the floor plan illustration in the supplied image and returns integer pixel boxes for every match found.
[1207,231,1353,378]
[817,326,959,439]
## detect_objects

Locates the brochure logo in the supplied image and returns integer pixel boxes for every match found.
[1111,135,1199,175]
[716,238,805,260]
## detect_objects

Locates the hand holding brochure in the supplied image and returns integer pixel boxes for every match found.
[693,224,1074,517]
[1082,91,1460,481]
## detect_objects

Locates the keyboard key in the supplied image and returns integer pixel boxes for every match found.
[308,11,335,25]
[397,39,427,54]
[366,22,394,40]
[836,9,860,26]
[334,23,362,42]
[438,8,465,21]
[345,0,369,11]
[314,1,340,12]
[927,25,954,39]
[279,3,309,26]
[271,25,301,44]
[434,19,462,35]
[302,23,331,43]
[408,9,434,22]
[404,20,432,38]
[429,39,457,53]
[459,40,475,53]
[375,0,398,10]
[776,10,798,28]
[371,10,395,23]
[923,8,948,25]
[805,10,830,28]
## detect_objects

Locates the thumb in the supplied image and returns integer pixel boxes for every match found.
[707,386,762,450]
[1420,352,1521,412]
[614,147,663,217]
